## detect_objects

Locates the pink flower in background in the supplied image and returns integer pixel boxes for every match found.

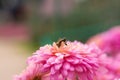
[27,40,104,80]
[13,63,50,80]
[96,58,120,80]
[94,55,120,80]
[87,26,120,57]
[106,57,120,78]
[87,26,120,79]
[94,68,115,80]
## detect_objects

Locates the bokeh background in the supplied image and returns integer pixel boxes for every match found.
[0,0,120,80]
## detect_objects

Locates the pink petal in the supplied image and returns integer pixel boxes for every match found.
[75,66,83,72]
[63,62,70,70]
[61,69,68,77]
[51,67,56,75]
[54,63,62,70]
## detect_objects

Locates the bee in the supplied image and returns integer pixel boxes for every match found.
[56,38,67,47]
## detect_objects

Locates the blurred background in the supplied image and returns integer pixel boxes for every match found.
[0,0,120,80]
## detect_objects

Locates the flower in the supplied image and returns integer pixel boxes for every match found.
[106,57,120,78]
[27,40,104,80]
[95,58,120,80]
[87,26,120,79]
[93,55,120,80]
[13,63,50,80]
[87,26,120,56]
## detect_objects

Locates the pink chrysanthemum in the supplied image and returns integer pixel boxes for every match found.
[87,27,120,79]
[13,63,50,80]
[106,57,120,78]
[93,55,120,80]
[94,67,115,80]
[95,58,120,80]
[27,40,104,80]
[87,26,120,56]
